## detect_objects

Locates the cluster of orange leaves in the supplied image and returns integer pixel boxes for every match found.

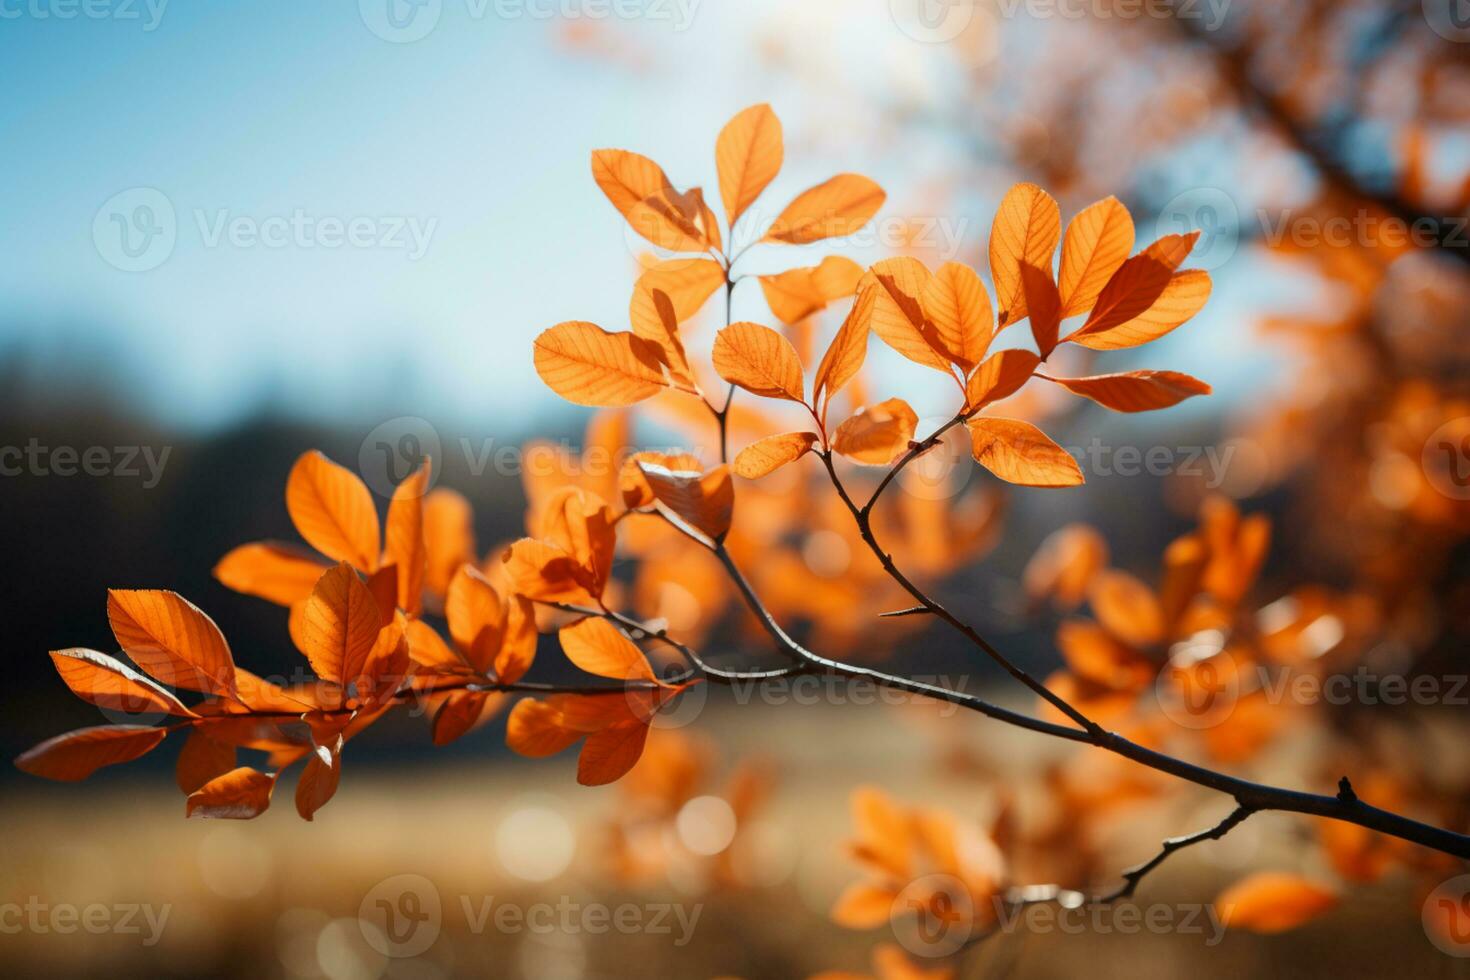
[16,106,1215,828]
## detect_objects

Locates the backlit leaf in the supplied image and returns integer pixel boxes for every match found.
[966,418,1083,487]
[1089,570,1165,647]
[50,648,194,717]
[108,589,238,698]
[533,321,671,406]
[299,563,383,688]
[762,173,885,244]
[15,725,168,782]
[1058,196,1135,317]
[286,450,381,572]
[1043,370,1211,412]
[1020,262,1061,359]
[295,744,341,820]
[716,103,783,227]
[759,256,863,326]
[859,257,951,374]
[989,183,1061,325]
[559,617,657,682]
[213,541,329,607]
[630,258,725,334]
[712,322,806,402]
[734,431,819,478]
[1217,873,1338,933]
[813,285,876,410]
[832,398,919,465]
[636,456,735,541]
[964,348,1040,413]
[921,261,993,372]
[591,148,708,252]
[383,457,429,617]
[578,721,651,786]
[186,766,275,819]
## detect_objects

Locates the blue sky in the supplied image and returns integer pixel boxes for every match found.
[0,1,1280,434]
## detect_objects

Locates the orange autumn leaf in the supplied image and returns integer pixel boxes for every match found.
[633,288,696,389]
[1058,196,1135,317]
[630,258,725,334]
[430,690,507,747]
[1024,524,1108,609]
[964,348,1040,413]
[1071,269,1212,350]
[716,102,783,227]
[213,541,329,607]
[446,564,505,663]
[504,538,598,605]
[578,722,653,787]
[294,745,341,821]
[107,589,238,698]
[1020,262,1061,359]
[186,765,276,820]
[830,882,896,929]
[989,182,1061,325]
[1043,370,1212,412]
[298,562,383,689]
[383,457,429,617]
[966,418,1083,487]
[636,455,735,541]
[49,648,195,718]
[832,398,919,465]
[1066,232,1208,349]
[175,730,237,794]
[762,173,885,244]
[1216,872,1338,933]
[15,725,169,782]
[813,284,877,411]
[505,487,616,603]
[590,148,708,253]
[920,261,993,373]
[759,256,863,326]
[423,487,476,602]
[507,685,688,786]
[734,431,819,479]
[285,450,381,572]
[1089,570,1166,647]
[712,322,806,402]
[860,257,951,374]
[533,321,671,406]
[560,617,658,682]
[505,698,583,757]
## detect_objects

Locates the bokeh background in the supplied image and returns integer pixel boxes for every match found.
[2,1,1468,977]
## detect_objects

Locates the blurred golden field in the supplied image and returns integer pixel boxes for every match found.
[4,701,1465,979]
